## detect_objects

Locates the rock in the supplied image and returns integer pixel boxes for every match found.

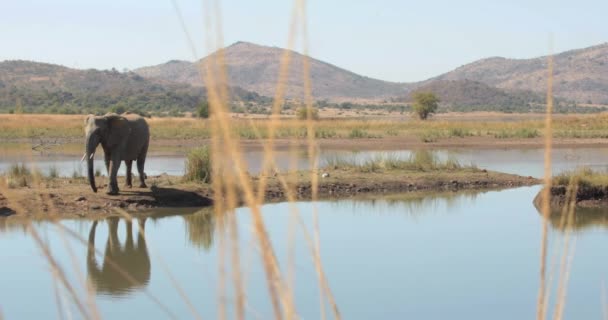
[321,172,330,178]
[91,205,102,210]
[74,196,86,202]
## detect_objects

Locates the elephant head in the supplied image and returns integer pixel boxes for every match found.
[83,113,131,193]
[87,217,150,296]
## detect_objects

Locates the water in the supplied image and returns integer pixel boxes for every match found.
[1,187,607,319]
[2,145,608,319]
[2,144,608,178]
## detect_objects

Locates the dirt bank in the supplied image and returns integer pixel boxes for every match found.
[8,136,608,154]
[0,167,540,220]
[534,185,608,209]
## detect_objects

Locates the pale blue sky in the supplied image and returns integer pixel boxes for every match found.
[1,0,606,82]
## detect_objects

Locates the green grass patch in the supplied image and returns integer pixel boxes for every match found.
[348,128,379,139]
[323,151,475,173]
[183,146,212,183]
[553,167,608,188]
[448,128,473,138]
[494,128,540,139]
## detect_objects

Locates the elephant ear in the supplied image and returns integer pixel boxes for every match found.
[106,115,131,147]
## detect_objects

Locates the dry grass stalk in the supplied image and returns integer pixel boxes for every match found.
[551,176,578,320]
[537,46,554,320]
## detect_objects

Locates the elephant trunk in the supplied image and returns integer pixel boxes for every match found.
[86,133,99,193]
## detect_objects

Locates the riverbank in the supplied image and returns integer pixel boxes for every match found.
[0,166,540,220]
[533,168,608,209]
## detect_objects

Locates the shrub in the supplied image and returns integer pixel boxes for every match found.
[197,101,210,118]
[184,146,212,183]
[297,107,319,120]
[411,91,439,120]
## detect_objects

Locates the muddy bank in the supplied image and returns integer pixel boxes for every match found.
[533,185,608,209]
[0,168,540,219]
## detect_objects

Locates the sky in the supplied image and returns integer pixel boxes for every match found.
[1,0,606,82]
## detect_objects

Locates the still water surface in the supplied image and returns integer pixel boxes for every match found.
[2,145,608,177]
[1,146,608,319]
[1,187,607,319]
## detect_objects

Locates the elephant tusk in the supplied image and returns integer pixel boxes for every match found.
[89,153,95,160]
[81,153,86,162]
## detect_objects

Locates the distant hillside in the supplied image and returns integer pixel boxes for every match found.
[3,41,608,115]
[406,80,549,112]
[0,60,265,114]
[136,41,410,100]
[432,43,608,104]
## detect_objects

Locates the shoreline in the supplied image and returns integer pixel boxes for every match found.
[5,137,608,154]
[1,168,541,220]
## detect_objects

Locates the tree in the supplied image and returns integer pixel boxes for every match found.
[411,91,439,120]
[197,101,210,118]
[297,106,319,120]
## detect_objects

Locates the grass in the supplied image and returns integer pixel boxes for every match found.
[183,146,212,183]
[494,128,540,139]
[553,167,608,188]
[348,128,381,139]
[48,165,59,179]
[3,163,32,188]
[6,113,608,142]
[323,150,473,173]
[2,163,70,187]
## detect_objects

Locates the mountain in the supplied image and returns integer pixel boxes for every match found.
[136,41,409,100]
[0,60,265,114]
[3,41,607,114]
[431,43,608,104]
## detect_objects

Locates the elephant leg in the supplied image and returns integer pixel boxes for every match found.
[125,160,133,188]
[107,155,121,195]
[136,151,147,188]
[104,152,111,175]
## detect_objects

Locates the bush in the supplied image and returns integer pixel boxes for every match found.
[411,91,439,120]
[184,146,212,183]
[197,101,210,118]
[297,107,319,120]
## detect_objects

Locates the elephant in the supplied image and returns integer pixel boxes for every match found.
[83,112,149,195]
[87,217,151,296]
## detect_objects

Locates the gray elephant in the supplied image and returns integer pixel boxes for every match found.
[83,113,149,195]
[87,217,150,296]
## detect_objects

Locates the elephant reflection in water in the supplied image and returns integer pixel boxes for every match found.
[87,217,150,296]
